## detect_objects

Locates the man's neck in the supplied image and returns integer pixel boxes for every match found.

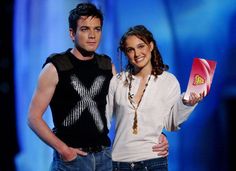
[71,47,94,61]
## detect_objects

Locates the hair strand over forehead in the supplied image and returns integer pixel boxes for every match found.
[69,3,103,32]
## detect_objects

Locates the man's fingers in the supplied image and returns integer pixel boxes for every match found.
[76,148,88,156]
[152,144,168,152]
[157,150,169,157]
[152,142,168,149]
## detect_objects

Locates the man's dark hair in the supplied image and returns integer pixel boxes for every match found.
[69,3,103,32]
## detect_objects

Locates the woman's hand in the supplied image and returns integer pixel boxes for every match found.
[182,92,204,106]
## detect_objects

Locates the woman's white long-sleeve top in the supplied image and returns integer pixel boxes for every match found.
[106,71,196,162]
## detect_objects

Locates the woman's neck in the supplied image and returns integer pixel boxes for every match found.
[133,65,152,79]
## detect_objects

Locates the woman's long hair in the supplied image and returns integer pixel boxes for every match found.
[118,25,169,83]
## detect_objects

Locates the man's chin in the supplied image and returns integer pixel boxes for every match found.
[85,48,97,54]
[86,49,96,53]
[86,47,97,52]
[76,46,96,56]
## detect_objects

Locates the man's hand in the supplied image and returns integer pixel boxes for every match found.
[60,147,87,162]
[152,134,169,157]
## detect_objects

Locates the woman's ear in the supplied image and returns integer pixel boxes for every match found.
[150,41,154,51]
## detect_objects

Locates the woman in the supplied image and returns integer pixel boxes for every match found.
[106,25,203,170]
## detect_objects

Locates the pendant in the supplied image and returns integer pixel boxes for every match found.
[133,128,138,135]
[132,110,138,134]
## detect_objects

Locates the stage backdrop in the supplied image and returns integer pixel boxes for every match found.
[14,0,236,171]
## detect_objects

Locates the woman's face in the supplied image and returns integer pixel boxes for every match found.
[124,35,153,71]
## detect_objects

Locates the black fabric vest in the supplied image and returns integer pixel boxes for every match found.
[43,49,113,148]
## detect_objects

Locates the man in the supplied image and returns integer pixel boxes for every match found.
[27,3,168,171]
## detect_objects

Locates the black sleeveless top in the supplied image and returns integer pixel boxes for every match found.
[43,49,113,148]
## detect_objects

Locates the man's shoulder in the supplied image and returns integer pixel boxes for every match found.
[95,53,112,70]
[48,50,69,61]
[43,49,72,71]
[95,53,111,61]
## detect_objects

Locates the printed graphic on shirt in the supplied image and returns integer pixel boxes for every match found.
[62,74,105,132]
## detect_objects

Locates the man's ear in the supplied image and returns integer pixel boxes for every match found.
[69,28,76,42]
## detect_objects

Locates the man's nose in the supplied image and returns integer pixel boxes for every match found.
[88,30,95,38]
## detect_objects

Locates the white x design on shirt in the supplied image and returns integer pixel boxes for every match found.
[62,74,105,132]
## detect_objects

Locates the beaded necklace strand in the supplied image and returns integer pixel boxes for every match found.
[128,75,151,134]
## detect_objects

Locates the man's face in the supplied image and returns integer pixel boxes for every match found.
[72,16,102,53]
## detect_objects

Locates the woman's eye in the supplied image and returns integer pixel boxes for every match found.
[126,49,133,53]
[138,44,145,49]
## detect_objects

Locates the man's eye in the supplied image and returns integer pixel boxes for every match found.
[95,27,101,31]
[81,28,88,32]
